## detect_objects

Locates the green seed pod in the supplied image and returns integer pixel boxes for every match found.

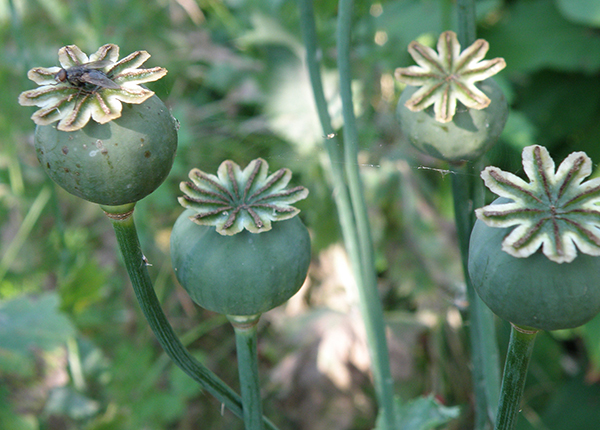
[171,158,311,316]
[171,210,311,316]
[397,78,508,163]
[469,198,600,331]
[35,95,178,206]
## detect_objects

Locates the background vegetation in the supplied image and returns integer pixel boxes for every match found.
[2,0,600,429]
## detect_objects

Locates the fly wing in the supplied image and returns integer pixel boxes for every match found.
[83,60,114,70]
[80,69,121,90]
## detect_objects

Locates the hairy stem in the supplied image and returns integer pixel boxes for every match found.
[297,0,359,273]
[103,204,278,430]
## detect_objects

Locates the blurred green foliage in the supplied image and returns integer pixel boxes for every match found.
[2,0,600,429]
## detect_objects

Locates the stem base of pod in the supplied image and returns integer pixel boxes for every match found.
[229,314,264,430]
[495,324,538,430]
[101,203,136,220]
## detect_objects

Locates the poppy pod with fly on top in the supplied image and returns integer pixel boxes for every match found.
[19,44,177,206]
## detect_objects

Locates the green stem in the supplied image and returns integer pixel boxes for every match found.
[337,0,374,287]
[297,0,359,268]
[454,1,502,428]
[457,0,477,46]
[299,0,396,426]
[229,315,264,430]
[495,325,538,430]
[103,204,278,430]
[336,0,397,428]
[451,164,501,429]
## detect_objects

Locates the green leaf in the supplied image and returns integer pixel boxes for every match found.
[43,387,100,420]
[236,13,304,57]
[106,342,199,428]
[482,0,600,73]
[535,375,600,429]
[374,395,460,430]
[514,71,600,148]
[556,0,600,27]
[59,257,108,315]
[500,110,538,152]
[0,387,38,430]
[0,293,75,356]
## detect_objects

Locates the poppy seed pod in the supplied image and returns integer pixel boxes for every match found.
[469,146,600,330]
[469,202,600,331]
[394,31,508,163]
[34,95,178,206]
[171,210,311,316]
[170,159,311,316]
[397,78,508,163]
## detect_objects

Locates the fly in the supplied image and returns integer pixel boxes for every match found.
[55,60,120,90]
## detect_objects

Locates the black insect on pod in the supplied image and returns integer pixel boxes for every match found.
[19,44,176,206]
[54,60,121,90]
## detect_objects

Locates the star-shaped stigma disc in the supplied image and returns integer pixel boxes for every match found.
[476,145,600,263]
[19,44,167,131]
[395,31,506,123]
[178,158,309,236]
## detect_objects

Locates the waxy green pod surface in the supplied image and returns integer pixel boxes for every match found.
[397,78,508,163]
[35,95,177,206]
[469,199,600,331]
[171,210,311,316]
